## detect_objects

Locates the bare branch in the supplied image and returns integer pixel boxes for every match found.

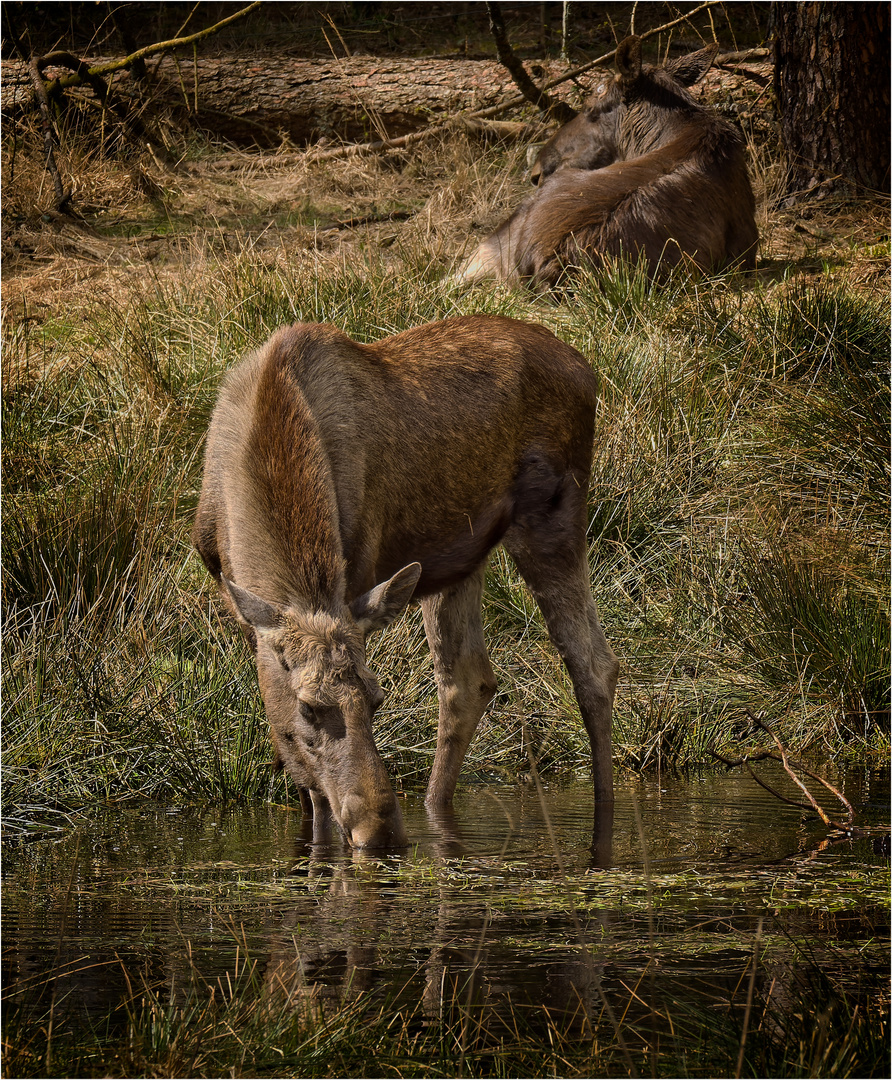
[306,0,726,164]
[537,0,726,95]
[709,711,856,833]
[21,2,261,207]
[485,2,576,122]
[34,51,175,166]
[42,2,262,90]
[26,58,69,212]
[748,712,855,829]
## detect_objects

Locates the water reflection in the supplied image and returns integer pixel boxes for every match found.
[3,769,888,1042]
[261,837,611,1031]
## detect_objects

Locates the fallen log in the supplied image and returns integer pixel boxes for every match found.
[2,51,770,149]
[2,54,577,147]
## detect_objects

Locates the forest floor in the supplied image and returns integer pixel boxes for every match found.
[2,96,888,324]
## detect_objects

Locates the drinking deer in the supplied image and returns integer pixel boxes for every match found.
[457,36,758,288]
[193,315,618,848]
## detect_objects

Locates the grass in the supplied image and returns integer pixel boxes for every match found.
[2,68,891,838]
[3,877,887,1079]
[2,207,889,835]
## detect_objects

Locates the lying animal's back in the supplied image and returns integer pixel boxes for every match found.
[514,128,758,284]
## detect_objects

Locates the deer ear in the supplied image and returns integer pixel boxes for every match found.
[223,577,281,631]
[664,42,719,86]
[350,563,422,634]
[615,36,642,81]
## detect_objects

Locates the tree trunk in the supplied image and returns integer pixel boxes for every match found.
[2,55,575,147]
[774,2,890,197]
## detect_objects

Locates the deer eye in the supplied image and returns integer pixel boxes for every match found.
[299,701,320,724]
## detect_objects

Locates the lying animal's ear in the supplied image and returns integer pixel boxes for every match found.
[664,42,719,86]
[351,563,422,634]
[223,577,281,631]
[615,35,642,82]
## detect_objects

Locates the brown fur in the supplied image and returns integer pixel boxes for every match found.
[194,315,619,848]
[458,36,758,288]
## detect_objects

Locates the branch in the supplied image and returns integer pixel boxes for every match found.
[21,2,261,205]
[306,0,726,164]
[39,2,262,90]
[485,1,576,123]
[709,711,855,833]
[34,51,175,166]
[26,58,70,212]
[715,48,770,64]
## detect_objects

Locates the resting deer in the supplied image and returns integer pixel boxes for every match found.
[457,36,758,288]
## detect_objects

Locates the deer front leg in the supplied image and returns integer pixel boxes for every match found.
[421,567,496,808]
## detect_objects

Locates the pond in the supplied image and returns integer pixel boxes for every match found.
[3,767,889,1077]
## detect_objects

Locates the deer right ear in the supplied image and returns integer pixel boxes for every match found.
[351,563,422,634]
[615,36,642,81]
[223,577,281,631]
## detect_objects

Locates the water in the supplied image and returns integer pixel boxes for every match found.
[3,768,888,1052]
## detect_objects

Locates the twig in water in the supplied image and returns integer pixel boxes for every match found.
[709,711,855,832]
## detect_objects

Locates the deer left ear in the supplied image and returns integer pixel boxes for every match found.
[223,577,281,631]
[351,563,422,634]
[664,42,719,86]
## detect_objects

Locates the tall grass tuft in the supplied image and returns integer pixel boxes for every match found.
[741,277,891,383]
[719,530,890,733]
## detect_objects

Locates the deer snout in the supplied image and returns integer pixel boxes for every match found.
[339,792,408,849]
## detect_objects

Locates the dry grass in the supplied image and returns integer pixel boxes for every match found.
[5,107,888,328]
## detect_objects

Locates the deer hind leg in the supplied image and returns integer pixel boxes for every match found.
[421,566,497,808]
[504,492,619,803]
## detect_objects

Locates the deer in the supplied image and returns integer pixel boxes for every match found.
[457,36,758,289]
[193,315,619,849]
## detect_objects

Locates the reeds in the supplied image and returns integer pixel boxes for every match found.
[2,132,889,838]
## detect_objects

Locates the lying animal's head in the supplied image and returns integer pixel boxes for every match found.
[530,35,720,185]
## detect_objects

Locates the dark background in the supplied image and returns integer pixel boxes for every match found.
[2,1,772,60]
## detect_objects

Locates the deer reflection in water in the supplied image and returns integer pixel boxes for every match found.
[261,799,616,1034]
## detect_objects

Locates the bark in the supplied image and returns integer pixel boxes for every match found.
[2,54,577,147]
[774,2,890,197]
[3,49,769,151]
